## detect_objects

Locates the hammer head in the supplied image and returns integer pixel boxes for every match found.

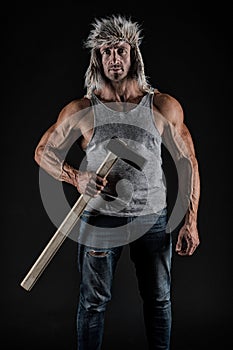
[106,137,147,171]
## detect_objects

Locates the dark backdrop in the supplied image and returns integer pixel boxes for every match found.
[2,2,232,350]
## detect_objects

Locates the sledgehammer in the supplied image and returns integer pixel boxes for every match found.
[20,138,147,291]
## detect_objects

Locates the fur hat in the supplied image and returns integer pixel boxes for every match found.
[83,14,153,98]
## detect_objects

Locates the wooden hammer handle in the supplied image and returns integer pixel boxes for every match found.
[20,152,118,291]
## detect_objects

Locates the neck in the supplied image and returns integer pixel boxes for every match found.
[95,79,144,102]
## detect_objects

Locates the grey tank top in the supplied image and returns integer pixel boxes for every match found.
[83,91,167,216]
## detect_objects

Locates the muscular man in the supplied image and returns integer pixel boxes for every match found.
[35,15,200,350]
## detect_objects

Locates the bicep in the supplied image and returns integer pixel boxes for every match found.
[162,121,196,161]
[156,95,196,159]
[36,102,86,154]
[35,120,80,159]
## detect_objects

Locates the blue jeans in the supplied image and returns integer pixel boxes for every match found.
[77,209,172,350]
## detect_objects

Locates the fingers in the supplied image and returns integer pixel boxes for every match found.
[176,240,191,256]
[86,174,108,197]
[176,228,200,256]
[95,175,108,188]
[186,240,199,256]
[176,237,199,256]
[175,235,183,253]
[76,171,108,197]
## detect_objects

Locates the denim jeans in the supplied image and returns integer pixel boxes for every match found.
[77,208,172,350]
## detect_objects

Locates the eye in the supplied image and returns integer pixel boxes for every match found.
[117,47,126,55]
[102,48,111,56]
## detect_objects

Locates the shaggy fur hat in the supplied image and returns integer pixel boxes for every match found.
[83,14,153,98]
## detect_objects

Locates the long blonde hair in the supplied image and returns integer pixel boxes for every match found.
[83,14,153,98]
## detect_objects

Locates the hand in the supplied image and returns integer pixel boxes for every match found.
[76,171,108,197]
[175,223,200,256]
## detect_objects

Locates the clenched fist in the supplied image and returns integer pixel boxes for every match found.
[76,171,108,197]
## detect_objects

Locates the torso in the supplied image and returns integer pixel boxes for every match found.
[77,92,165,150]
[82,91,167,216]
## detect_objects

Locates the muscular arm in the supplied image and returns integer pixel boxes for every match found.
[35,99,86,185]
[35,97,107,196]
[154,92,200,256]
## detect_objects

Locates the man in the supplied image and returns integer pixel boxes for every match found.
[35,14,200,350]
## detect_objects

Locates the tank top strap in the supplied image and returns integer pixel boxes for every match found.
[90,93,99,106]
[139,90,154,109]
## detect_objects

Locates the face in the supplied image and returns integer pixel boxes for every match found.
[99,42,131,82]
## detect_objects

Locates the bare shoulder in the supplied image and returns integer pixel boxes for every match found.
[153,91,184,128]
[57,97,91,124]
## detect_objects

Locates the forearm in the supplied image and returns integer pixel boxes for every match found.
[35,143,79,187]
[60,162,79,187]
[183,155,200,225]
[176,154,200,255]
[163,121,200,227]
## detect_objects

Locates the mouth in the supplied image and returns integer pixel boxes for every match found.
[109,66,123,72]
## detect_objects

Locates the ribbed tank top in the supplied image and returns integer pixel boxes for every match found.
[83,91,167,216]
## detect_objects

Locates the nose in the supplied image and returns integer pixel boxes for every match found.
[110,50,120,64]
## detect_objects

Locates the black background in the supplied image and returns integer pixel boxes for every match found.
[2,2,232,349]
